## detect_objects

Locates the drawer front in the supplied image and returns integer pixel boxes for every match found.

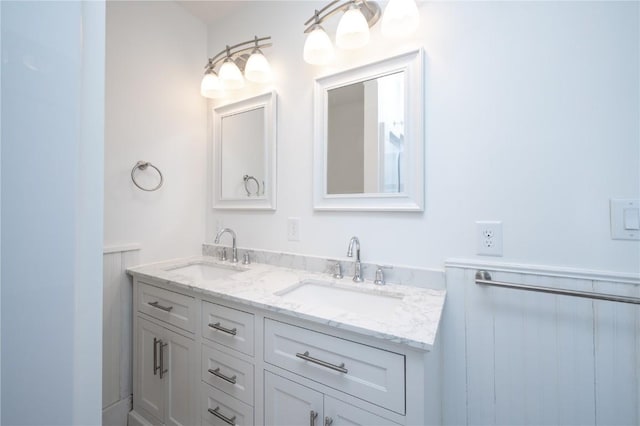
[138,282,195,333]
[202,301,255,356]
[202,383,254,426]
[202,344,254,406]
[264,319,406,414]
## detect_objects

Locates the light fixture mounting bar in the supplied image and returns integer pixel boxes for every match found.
[303,0,341,26]
[303,1,381,33]
[205,36,272,70]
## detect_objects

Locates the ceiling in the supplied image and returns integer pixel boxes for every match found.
[176,1,248,24]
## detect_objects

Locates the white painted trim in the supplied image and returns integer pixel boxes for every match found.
[102,396,132,426]
[445,258,640,285]
[103,244,142,254]
[127,409,152,426]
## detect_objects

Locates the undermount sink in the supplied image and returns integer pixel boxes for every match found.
[167,262,246,282]
[276,279,404,318]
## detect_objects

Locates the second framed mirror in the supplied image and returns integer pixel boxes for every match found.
[213,91,277,210]
[313,49,424,211]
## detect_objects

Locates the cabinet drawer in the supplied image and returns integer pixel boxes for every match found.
[202,383,254,426]
[202,344,254,406]
[202,301,254,356]
[138,282,195,333]
[264,319,405,414]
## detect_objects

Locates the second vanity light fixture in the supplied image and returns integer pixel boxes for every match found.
[303,0,420,65]
[201,36,273,99]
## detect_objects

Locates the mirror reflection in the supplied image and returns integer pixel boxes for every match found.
[326,72,405,195]
[220,107,265,199]
[213,91,276,210]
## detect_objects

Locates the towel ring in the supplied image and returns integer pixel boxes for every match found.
[131,161,163,192]
[243,174,260,197]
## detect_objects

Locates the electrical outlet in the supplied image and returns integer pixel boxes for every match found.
[476,221,503,256]
[287,217,301,241]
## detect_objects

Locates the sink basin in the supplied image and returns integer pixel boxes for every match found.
[167,262,246,282]
[276,280,403,318]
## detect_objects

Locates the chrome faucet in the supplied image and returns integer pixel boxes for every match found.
[214,228,238,263]
[346,236,364,282]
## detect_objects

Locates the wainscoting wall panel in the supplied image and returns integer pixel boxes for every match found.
[103,245,140,426]
[442,260,640,426]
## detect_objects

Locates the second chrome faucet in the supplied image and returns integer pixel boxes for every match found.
[346,236,364,282]
[214,228,238,263]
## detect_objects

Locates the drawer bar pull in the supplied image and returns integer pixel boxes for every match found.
[159,341,168,379]
[209,322,237,336]
[153,338,160,375]
[208,367,237,384]
[208,407,236,425]
[296,351,348,374]
[148,301,173,312]
[310,410,318,426]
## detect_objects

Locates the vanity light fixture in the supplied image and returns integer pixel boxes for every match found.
[303,0,420,65]
[201,36,273,99]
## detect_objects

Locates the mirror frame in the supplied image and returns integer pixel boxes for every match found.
[212,91,277,210]
[313,49,424,211]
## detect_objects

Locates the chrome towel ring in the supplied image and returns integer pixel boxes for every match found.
[131,161,163,192]
[243,174,261,197]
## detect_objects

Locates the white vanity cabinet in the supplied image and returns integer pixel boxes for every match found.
[265,372,401,426]
[132,282,198,426]
[129,275,434,426]
[200,300,256,426]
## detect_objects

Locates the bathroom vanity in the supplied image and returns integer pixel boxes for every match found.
[127,256,445,426]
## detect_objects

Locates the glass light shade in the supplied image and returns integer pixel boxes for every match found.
[219,59,244,90]
[200,72,224,98]
[336,5,370,49]
[245,50,272,83]
[381,0,419,38]
[303,25,334,65]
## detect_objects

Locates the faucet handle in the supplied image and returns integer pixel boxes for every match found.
[374,265,392,285]
[219,247,227,261]
[331,261,343,279]
[242,252,251,265]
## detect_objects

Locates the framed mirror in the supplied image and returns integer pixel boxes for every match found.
[313,49,424,211]
[213,91,277,210]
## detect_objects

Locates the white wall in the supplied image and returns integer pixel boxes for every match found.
[105,1,207,264]
[1,1,104,424]
[205,1,639,275]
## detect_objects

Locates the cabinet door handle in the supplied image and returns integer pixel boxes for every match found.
[148,301,173,312]
[208,407,236,425]
[208,367,237,384]
[324,417,333,426]
[153,338,161,375]
[159,341,168,379]
[309,410,318,426]
[296,351,348,374]
[208,322,237,336]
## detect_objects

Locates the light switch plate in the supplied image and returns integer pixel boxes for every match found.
[610,199,640,240]
[287,217,300,241]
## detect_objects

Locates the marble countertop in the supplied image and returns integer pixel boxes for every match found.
[127,256,446,351]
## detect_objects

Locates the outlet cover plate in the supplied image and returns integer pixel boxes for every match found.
[476,221,503,256]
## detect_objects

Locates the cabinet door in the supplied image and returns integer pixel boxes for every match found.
[324,396,401,426]
[164,328,196,426]
[137,317,165,423]
[264,372,324,426]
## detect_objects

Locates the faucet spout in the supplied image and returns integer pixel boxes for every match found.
[214,228,238,263]
[346,236,364,282]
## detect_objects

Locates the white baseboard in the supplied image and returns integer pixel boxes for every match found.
[102,397,131,426]
[127,409,155,426]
